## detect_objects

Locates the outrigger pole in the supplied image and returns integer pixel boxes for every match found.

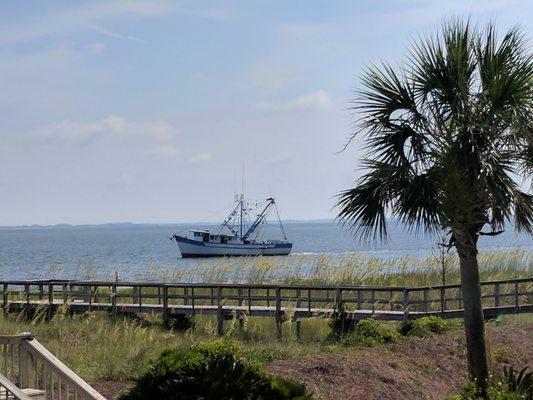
[241,198,275,241]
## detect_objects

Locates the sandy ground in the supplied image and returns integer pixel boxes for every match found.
[93,323,532,400]
[267,324,532,400]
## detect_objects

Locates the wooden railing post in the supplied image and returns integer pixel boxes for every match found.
[217,287,223,337]
[494,283,500,308]
[248,288,252,315]
[402,289,409,321]
[24,284,30,306]
[190,287,196,331]
[2,283,8,315]
[138,286,142,313]
[423,289,429,313]
[62,283,68,305]
[47,284,54,319]
[514,282,519,313]
[295,289,302,340]
[237,288,244,331]
[275,287,282,339]
[440,287,446,314]
[307,289,311,317]
[19,333,35,390]
[162,285,169,324]
[111,284,117,317]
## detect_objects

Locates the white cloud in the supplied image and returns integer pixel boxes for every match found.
[115,172,136,186]
[86,24,145,44]
[33,115,177,144]
[0,1,228,46]
[188,152,213,164]
[88,42,107,53]
[268,153,296,166]
[287,90,331,110]
[254,90,332,112]
[147,145,178,156]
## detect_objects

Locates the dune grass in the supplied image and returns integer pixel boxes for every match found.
[43,248,532,286]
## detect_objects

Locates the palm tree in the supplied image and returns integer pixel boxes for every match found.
[337,20,532,397]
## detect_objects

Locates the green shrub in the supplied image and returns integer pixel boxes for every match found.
[329,301,357,339]
[400,316,447,338]
[341,318,399,347]
[503,366,533,399]
[118,340,312,400]
[495,347,511,363]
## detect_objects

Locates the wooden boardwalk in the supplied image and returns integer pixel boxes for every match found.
[2,277,532,338]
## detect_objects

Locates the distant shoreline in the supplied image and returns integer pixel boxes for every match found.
[0,219,335,230]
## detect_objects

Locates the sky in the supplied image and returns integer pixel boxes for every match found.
[0,0,531,226]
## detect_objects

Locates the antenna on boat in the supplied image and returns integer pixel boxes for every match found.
[240,164,245,239]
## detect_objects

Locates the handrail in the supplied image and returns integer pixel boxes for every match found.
[0,334,106,400]
[0,276,530,290]
[21,338,106,400]
[0,373,32,400]
[1,277,531,340]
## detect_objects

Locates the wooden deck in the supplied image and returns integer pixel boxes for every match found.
[1,277,532,337]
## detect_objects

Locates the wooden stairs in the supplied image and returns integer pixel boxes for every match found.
[0,333,106,400]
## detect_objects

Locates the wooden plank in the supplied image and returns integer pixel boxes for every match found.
[217,287,223,337]
[275,287,282,339]
[402,289,409,321]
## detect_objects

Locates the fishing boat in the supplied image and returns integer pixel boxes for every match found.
[171,196,292,258]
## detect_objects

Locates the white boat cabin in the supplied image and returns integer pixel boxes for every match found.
[187,230,242,244]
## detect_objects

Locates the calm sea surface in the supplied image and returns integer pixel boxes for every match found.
[0,221,531,281]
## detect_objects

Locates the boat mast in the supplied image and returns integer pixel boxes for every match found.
[240,165,245,240]
[239,195,244,239]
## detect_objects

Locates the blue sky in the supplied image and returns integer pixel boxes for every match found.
[0,0,531,225]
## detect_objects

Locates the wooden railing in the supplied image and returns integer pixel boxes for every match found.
[0,334,105,400]
[0,372,32,400]
[1,277,532,338]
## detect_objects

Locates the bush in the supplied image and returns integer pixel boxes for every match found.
[399,316,447,338]
[119,340,312,400]
[341,318,399,347]
[329,301,357,339]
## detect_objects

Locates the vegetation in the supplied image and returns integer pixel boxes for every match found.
[448,366,532,400]
[400,316,448,338]
[118,341,312,400]
[337,19,533,397]
[0,252,528,384]
[341,318,399,347]
[43,248,532,286]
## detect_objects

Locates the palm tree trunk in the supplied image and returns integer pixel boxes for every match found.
[456,237,489,397]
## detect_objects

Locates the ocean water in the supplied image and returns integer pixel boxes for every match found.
[0,221,531,281]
